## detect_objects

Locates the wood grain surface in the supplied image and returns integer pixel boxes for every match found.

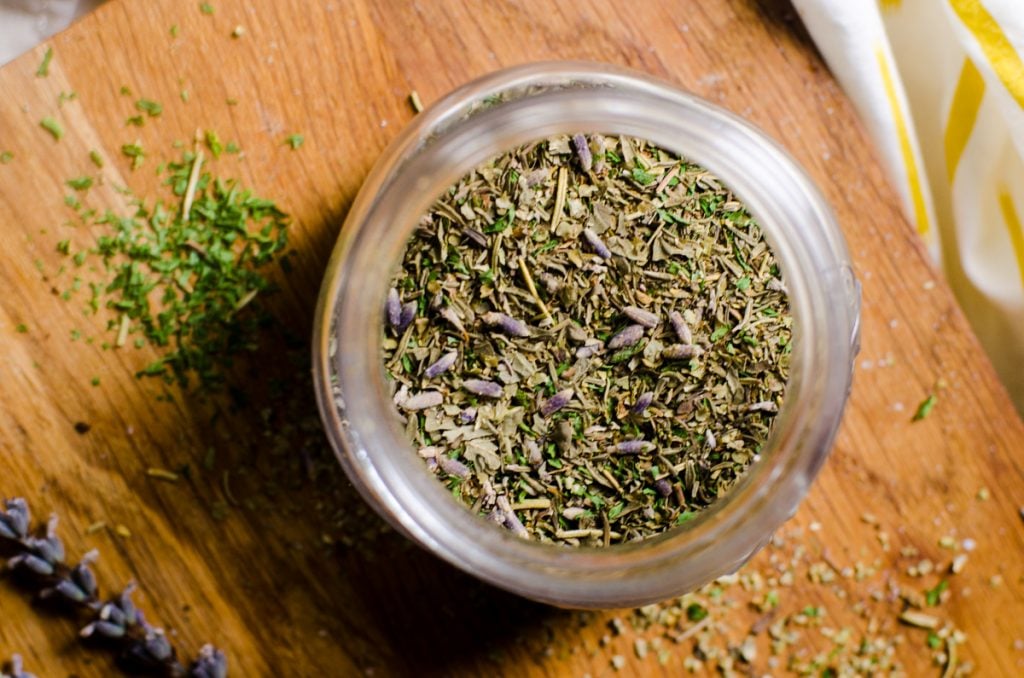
[1,1,1022,676]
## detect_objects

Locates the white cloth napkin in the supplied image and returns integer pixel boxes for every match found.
[794,0,1024,410]
[0,0,103,65]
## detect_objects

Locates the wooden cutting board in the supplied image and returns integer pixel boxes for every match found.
[0,0,1022,675]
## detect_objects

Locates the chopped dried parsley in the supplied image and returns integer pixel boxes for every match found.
[66,176,93,191]
[0,151,13,164]
[170,24,180,38]
[40,117,63,140]
[200,2,214,15]
[285,134,304,150]
[89,150,104,168]
[54,149,290,391]
[36,47,53,77]
[15,324,28,334]
[913,394,937,421]
[135,99,163,116]
[204,130,224,158]
[121,142,145,169]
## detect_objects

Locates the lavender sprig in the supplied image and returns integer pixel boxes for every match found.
[1,655,36,678]
[0,497,226,677]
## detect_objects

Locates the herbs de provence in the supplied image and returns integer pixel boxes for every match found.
[382,134,791,546]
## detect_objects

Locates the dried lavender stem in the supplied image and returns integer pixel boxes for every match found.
[517,257,553,322]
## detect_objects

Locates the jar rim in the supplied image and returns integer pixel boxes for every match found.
[313,62,859,607]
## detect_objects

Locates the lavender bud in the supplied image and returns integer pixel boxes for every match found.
[401,391,443,411]
[386,287,401,328]
[81,619,126,639]
[53,579,89,604]
[748,400,779,413]
[398,301,417,331]
[72,551,99,597]
[3,655,36,678]
[462,379,503,398]
[575,342,601,359]
[190,644,228,678]
[662,344,697,360]
[562,507,588,520]
[654,478,674,497]
[101,602,127,627]
[3,498,30,538]
[482,311,530,337]
[540,388,574,417]
[631,391,654,415]
[607,324,644,350]
[439,306,467,336]
[424,351,457,378]
[614,439,655,455]
[437,455,471,479]
[0,520,17,540]
[622,306,660,328]
[572,134,593,171]
[115,584,138,623]
[9,553,55,577]
[462,227,488,248]
[668,310,693,344]
[503,511,529,538]
[459,408,477,424]
[143,629,173,662]
[581,228,611,259]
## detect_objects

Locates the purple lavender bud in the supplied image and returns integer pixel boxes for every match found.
[424,351,457,378]
[401,391,443,411]
[540,388,574,417]
[482,311,530,337]
[607,324,644,350]
[654,478,674,497]
[459,408,477,424]
[190,644,228,678]
[6,655,35,678]
[0,519,17,540]
[463,379,503,398]
[463,227,488,248]
[572,134,593,171]
[614,439,655,455]
[748,400,779,413]
[575,341,602,359]
[398,301,417,332]
[437,455,471,479]
[53,579,89,604]
[631,391,654,415]
[81,619,126,639]
[144,629,174,662]
[623,306,660,328]
[116,584,138,622]
[101,602,127,626]
[503,511,529,538]
[72,550,99,597]
[581,228,611,259]
[9,553,55,576]
[386,287,401,328]
[668,310,693,344]
[3,498,30,538]
[662,344,697,360]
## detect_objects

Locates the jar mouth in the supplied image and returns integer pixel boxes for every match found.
[313,62,858,607]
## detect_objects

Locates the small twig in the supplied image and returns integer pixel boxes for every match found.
[550,167,567,234]
[181,149,205,222]
[517,257,552,322]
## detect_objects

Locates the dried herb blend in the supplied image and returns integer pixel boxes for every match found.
[382,135,791,546]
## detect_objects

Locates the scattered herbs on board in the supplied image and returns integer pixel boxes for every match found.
[382,134,792,546]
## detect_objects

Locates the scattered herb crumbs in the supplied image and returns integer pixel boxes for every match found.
[36,47,53,77]
[15,324,28,334]
[57,91,77,107]
[66,176,93,191]
[40,117,64,140]
[121,142,145,169]
[126,115,145,127]
[285,133,304,150]
[204,129,224,158]
[200,2,214,14]
[925,579,949,606]
[180,89,190,103]
[170,24,179,38]
[913,394,937,421]
[90,376,100,386]
[225,142,240,154]
[119,85,132,96]
[225,97,238,106]
[135,98,163,116]
[89,150,104,168]
[409,90,424,113]
[0,151,12,164]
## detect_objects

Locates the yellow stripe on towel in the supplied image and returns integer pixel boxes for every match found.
[945,59,986,182]
[997,188,1024,291]
[950,0,1024,109]
[875,47,931,235]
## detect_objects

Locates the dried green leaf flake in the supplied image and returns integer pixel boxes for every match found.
[913,394,937,421]
[66,176,93,191]
[135,99,163,116]
[200,2,214,14]
[0,151,13,164]
[285,134,304,150]
[36,47,54,77]
[40,117,64,140]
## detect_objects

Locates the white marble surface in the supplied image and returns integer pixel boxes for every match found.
[0,0,104,65]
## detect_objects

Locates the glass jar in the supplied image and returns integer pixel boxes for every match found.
[312,62,860,608]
